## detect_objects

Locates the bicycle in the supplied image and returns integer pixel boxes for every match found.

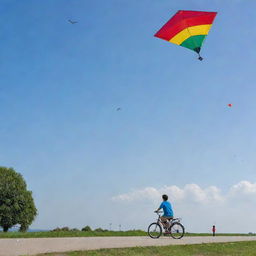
[148,211,185,239]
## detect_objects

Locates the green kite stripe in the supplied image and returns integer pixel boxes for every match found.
[180,35,207,52]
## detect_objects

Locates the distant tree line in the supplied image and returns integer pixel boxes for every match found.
[50,226,146,233]
[51,226,110,232]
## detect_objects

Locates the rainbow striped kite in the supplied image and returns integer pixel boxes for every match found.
[154,10,217,60]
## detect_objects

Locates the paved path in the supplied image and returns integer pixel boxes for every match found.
[1,236,256,256]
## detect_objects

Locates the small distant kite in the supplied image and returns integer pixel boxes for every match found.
[116,107,121,111]
[68,19,78,24]
[154,10,217,60]
[228,104,232,107]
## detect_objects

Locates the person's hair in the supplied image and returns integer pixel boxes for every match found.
[162,194,168,201]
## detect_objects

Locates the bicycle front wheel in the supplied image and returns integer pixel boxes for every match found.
[170,222,185,239]
[148,222,162,239]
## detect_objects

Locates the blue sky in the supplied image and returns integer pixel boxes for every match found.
[1,0,256,232]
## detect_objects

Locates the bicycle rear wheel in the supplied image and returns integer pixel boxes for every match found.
[148,222,162,239]
[169,222,184,239]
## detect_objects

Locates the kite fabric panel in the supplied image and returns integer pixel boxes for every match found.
[154,10,217,54]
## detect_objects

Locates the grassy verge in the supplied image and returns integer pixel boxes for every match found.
[0,231,255,239]
[32,241,256,256]
[0,230,147,238]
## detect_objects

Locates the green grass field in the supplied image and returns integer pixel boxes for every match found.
[0,230,255,239]
[0,230,147,238]
[32,241,256,256]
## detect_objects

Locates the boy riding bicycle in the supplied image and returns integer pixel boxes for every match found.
[155,194,173,231]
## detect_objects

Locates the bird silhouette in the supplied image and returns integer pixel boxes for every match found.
[68,19,78,24]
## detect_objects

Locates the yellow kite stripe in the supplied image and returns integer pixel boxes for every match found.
[169,24,212,45]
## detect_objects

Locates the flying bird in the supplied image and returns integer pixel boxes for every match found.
[68,19,78,24]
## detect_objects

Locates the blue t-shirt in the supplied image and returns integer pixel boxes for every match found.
[159,201,173,217]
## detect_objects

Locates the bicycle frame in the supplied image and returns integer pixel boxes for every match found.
[156,212,181,227]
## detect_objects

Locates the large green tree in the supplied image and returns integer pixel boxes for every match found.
[0,167,37,232]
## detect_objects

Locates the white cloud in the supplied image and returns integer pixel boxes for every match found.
[112,183,225,204]
[229,180,256,195]
[113,187,161,202]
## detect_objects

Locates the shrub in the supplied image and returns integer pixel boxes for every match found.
[51,227,61,232]
[61,227,70,231]
[82,225,92,232]
[94,228,104,232]
[51,227,70,232]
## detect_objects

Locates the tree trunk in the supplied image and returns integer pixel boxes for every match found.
[3,226,9,232]
[19,225,28,232]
